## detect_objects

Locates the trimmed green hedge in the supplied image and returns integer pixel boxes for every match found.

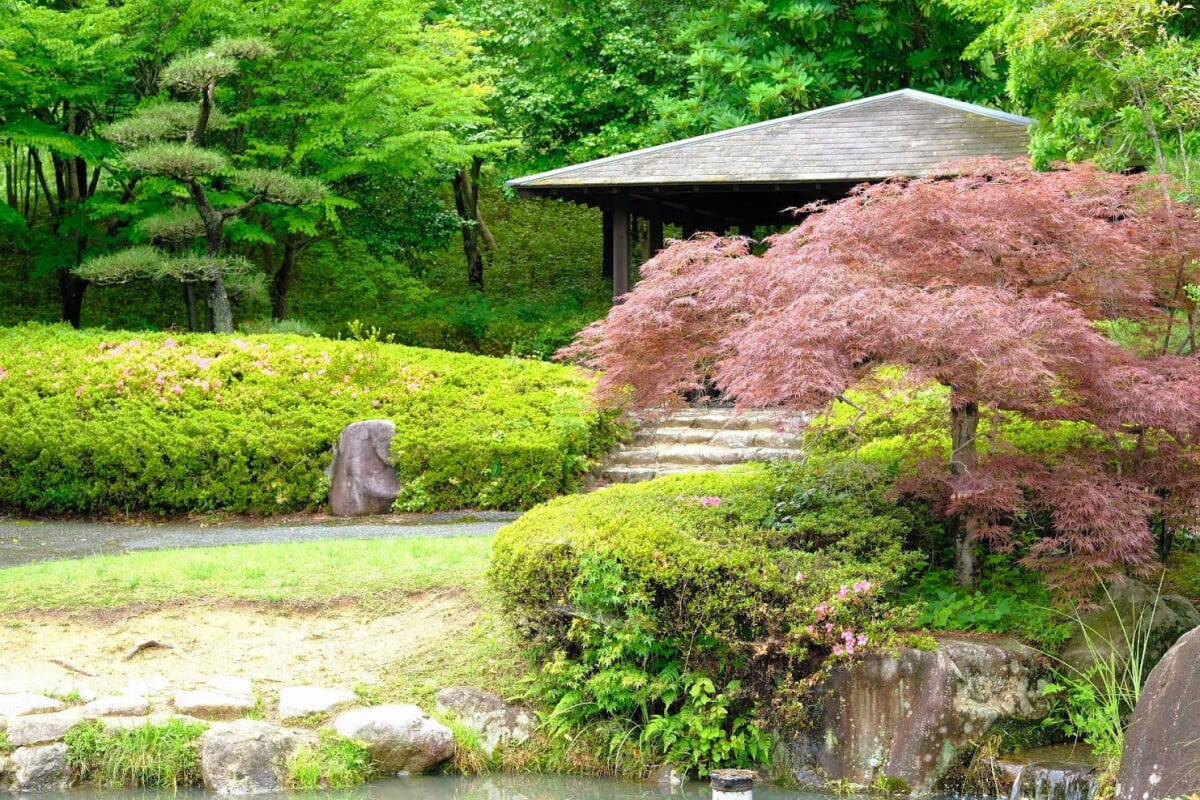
[0,324,619,515]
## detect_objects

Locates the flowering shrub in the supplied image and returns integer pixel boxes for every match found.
[0,323,618,515]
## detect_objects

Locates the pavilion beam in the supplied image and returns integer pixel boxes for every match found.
[648,215,664,258]
[612,194,631,298]
[602,207,614,280]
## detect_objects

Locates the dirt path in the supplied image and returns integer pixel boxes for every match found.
[0,591,475,699]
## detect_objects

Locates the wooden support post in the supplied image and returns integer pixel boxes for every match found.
[649,215,664,257]
[602,208,614,280]
[612,194,630,298]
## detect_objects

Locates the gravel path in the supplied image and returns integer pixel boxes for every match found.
[0,511,519,568]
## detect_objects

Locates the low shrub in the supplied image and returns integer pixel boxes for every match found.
[490,461,923,776]
[65,718,207,788]
[0,323,619,515]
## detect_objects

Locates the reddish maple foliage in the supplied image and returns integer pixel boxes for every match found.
[564,159,1200,594]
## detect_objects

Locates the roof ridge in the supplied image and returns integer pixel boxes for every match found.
[508,89,1029,188]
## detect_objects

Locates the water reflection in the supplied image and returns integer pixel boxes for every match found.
[34,775,972,800]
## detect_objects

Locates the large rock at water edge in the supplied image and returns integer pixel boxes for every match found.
[435,687,534,757]
[333,704,454,774]
[328,420,401,516]
[789,635,1049,794]
[1117,626,1200,800]
[5,744,68,791]
[1060,579,1200,678]
[200,719,301,795]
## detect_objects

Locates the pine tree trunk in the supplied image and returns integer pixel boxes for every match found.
[950,397,981,587]
[209,275,233,333]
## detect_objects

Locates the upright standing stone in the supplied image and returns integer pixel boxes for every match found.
[1117,626,1200,800]
[328,420,400,516]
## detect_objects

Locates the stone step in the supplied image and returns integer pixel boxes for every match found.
[599,465,741,484]
[636,408,809,431]
[608,444,806,468]
[634,426,805,449]
[608,445,752,467]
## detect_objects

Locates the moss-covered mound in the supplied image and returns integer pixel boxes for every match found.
[489,462,923,774]
[0,324,618,515]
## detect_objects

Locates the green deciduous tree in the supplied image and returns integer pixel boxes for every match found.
[943,0,1200,175]
[654,0,1005,140]
[225,0,503,312]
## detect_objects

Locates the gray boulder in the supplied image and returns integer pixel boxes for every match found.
[333,704,454,774]
[789,635,1049,794]
[5,710,84,747]
[6,744,69,791]
[1117,626,1200,800]
[1061,579,1200,678]
[435,687,534,757]
[328,420,400,516]
[200,719,301,795]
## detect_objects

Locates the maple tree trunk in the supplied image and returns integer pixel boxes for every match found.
[271,240,297,321]
[58,271,88,329]
[950,397,981,588]
[454,156,486,291]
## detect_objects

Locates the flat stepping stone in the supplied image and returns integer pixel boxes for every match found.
[0,693,64,718]
[278,686,357,720]
[172,689,255,720]
[83,695,151,718]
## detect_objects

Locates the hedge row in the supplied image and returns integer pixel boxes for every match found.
[0,324,619,515]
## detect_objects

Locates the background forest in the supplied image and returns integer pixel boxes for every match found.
[5,0,1197,355]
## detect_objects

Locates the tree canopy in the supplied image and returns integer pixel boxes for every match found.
[564,160,1200,593]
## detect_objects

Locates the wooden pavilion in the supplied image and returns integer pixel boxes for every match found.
[507,89,1031,297]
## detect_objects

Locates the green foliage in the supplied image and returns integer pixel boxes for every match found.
[946,0,1200,178]
[907,561,1075,650]
[491,462,922,775]
[1041,585,1163,785]
[286,730,373,790]
[123,143,229,180]
[0,728,10,754]
[65,718,207,788]
[0,324,618,515]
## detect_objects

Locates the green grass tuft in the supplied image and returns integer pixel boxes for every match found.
[65,718,207,788]
[286,730,373,789]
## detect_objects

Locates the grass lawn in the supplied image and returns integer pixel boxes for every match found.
[0,535,493,612]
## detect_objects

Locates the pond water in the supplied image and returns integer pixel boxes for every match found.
[32,775,982,800]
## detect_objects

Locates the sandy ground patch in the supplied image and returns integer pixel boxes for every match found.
[0,591,473,699]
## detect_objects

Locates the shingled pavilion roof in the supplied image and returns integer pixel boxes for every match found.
[508,89,1031,296]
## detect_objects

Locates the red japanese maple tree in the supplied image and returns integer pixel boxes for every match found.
[564,159,1200,593]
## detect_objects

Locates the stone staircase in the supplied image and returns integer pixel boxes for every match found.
[597,406,810,485]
